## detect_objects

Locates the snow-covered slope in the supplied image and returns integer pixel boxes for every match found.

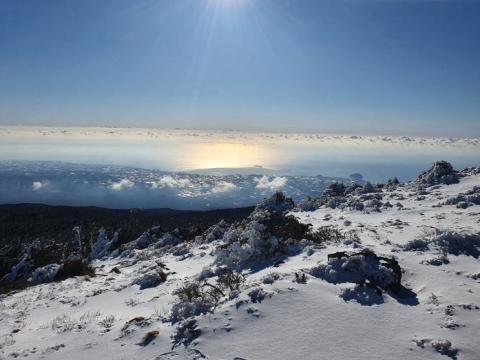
[1,165,479,360]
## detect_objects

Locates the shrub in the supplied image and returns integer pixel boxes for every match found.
[294,272,307,284]
[133,270,168,290]
[98,315,116,329]
[217,268,245,292]
[324,182,346,197]
[265,212,312,241]
[174,282,203,303]
[169,281,217,323]
[54,259,95,281]
[31,263,61,284]
[309,226,344,244]
[51,314,77,333]
[310,250,402,291]
[417,161,459,185]
[172,319,201,348]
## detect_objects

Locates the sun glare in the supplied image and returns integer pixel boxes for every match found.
[183,142,273,170]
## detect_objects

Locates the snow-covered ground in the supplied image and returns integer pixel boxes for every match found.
[1,164,479,360]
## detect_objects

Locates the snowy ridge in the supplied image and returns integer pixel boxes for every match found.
[1,163,480,360]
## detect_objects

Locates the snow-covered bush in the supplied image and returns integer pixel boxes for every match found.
[98,315,116,329]
[169,282,217,323]
[296,197,321,212]
[403,239,430,252]
[416,161,459,186]
[216,268,245,292]
[171,243,191,257]
[359,182,376,194]
[195,220,229,244]
[433,231,480,258]
[262,272,282,284]
[2,241,41,281]
[171,319,201,348]
[324,182,346,197]
[431,339,458,358]
[120,226,166,252]
[63,226,84,262]
[258,191,295,212]
[309,226,344,244]
[385,177,400,191]
[444,187,480,208]
[248,287,272,303]
[135,227,163,249]
[90,228,119,260]
[405,231,480,258]
[348,200,364,211]
[214,208,307,271]
[420,255,450,266]
[30,263,60,284]
[55,258,94,281]
[50,314,77,333]
[155,233,181,249]
[169,268,245,323]
[326,196,347,209]
[444,194,467,206]
[309,250,402,291]
[133,270,168,289]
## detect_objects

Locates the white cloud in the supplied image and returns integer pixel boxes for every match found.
[32,181,45,191]
[254,176,288,190]
[153,175,192,189]
[210,181,237,194]
[110,178,134,191]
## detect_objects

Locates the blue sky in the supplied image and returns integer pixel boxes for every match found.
[1,0,479,136]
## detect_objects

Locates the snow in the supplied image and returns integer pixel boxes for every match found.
[1,168,480,359]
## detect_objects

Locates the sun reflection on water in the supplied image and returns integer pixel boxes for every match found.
[181,142,274,170]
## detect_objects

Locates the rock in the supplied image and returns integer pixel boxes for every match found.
[138,330,159,346]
